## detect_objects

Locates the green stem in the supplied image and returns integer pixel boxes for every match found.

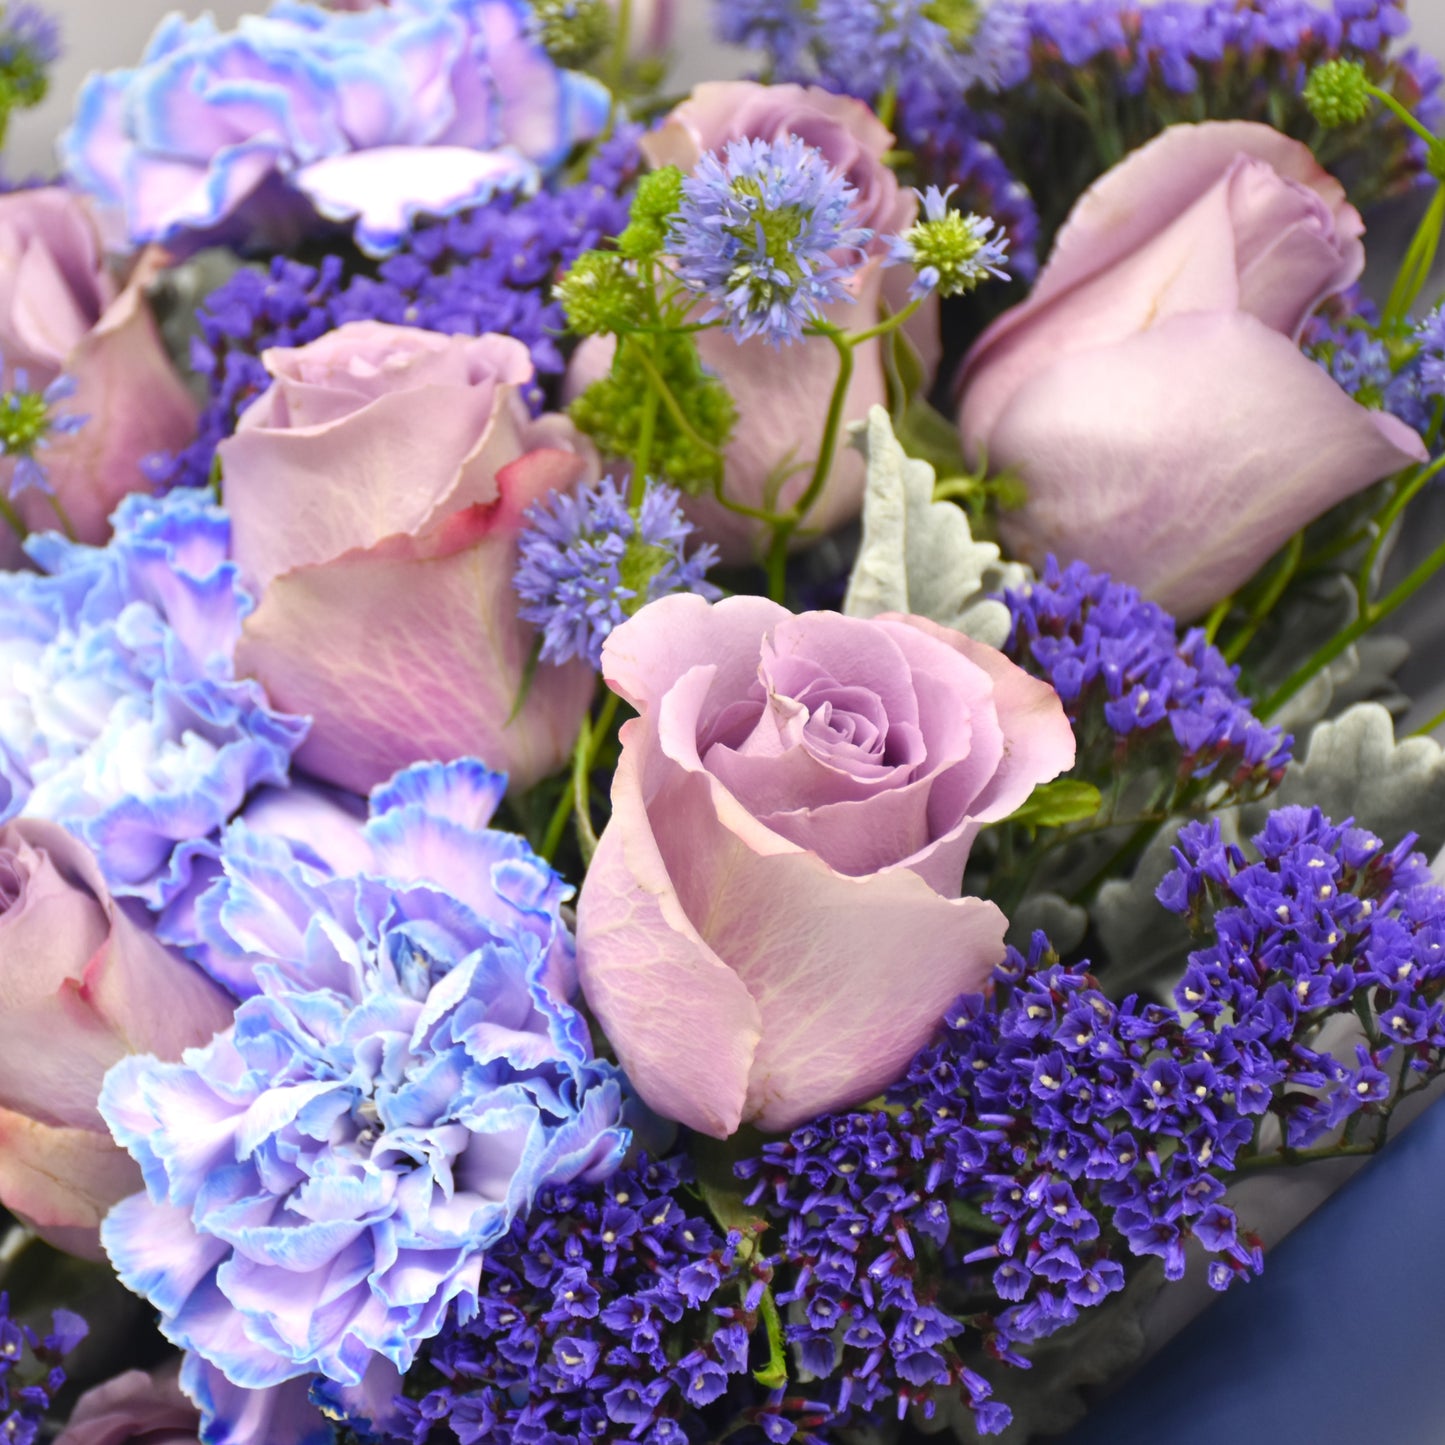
[45,488,77,541]
[1260,525,1445,719]
[1365,80,1441,152]
[0,490,25,543]
[1223,531,1303,664]
[752,1286,788,1390]
[628,347,660,509]
[1410,701,1445,738]
[1383,182,1445,328]
[539,690,622,865]
[628,339,724,462]
[1202,592,1234,647]
[1358,452,1445,606]
[845,296,924,349]
[762,326,854,601]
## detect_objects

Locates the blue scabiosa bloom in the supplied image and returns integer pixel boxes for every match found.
[99,759,632,1431]
[0,489,306,917]
[0,360,85,499]
[667,134,873,346]
[886,185,1010,299]
[514,476,721,669]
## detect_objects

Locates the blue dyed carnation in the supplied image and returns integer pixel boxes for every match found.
[60,0,610,256]
[0,488,306,915]
[514,476,721,669]
[99,759,631,1419]
[667,134,872,346]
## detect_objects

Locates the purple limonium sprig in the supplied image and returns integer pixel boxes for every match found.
[0,357,85,499]
[887,184,1011,299]
[0,1292,87,1445]
[667,134,873,346]
[515,475,721,669]
[1161,805,1445,1152]
[1004,557,1292,796]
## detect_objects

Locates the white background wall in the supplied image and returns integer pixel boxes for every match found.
[17,0,1444,178]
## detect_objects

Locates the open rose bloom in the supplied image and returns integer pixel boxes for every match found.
[577,596,1075,1137]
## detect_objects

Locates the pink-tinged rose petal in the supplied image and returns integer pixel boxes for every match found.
[0,821,233,1257]
[958,121,1412,616]
[0,1107,143,1259]
[222,324,597,791]
[577,597,1075,1134]
[54,1363,200,1445]
[238,519,595,795]
[295,146,537,254]
[990,312,1428,618]
[576,730,763,1139]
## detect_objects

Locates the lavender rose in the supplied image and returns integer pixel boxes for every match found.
[54,1366,200,1445]
[0,820,232,1259]
[570,81,927,564]
[0,189,195,568]
[958,121,1428,619]
[221,321,597,794]
[575,594,1075,1137]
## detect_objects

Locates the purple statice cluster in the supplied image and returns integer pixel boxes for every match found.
[515,476,721,669]
[736,935,1263,1439]
[1304,289,1445,438]
[1161,806,1445,1151]
[0,1293,86,1445]
[713,0,1043,278]
[667,134,872,347]
[151,132,640,493]
[1004,558,1292,801]
[716,0,1029,97]
[361,1155,803,1445]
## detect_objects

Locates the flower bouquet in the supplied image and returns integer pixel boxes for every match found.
[3,0,1445,1442]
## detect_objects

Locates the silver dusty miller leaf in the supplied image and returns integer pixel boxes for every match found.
[1239,701,1445,856]
[844,407,1027,647]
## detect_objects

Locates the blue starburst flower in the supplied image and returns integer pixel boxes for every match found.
[667,133,872,346]
[99,758,633,1430]
[0,359,85,499]
[1412,305,1445,402]
[0,489,307,918]
[886,184,1010,299]
[514,476,721,669]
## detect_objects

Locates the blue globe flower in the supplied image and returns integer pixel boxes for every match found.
[99,759,632,1422]
[0,488,307,918]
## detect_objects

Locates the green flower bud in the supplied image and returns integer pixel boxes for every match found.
[570,332,736,493]
[555,251,647,336]
[532,0,615,69]
[617,166,686,260]
[1304,59,1372,129]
